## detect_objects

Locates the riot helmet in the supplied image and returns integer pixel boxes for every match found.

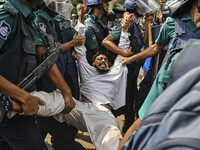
[86,0,112,13]
[113,6,127,13]
[162,0,196,18]
[123,0,159,16]
[43,0,72,19]
[86,0,112,6]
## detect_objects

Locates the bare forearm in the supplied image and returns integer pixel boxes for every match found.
[118,118,141,150]
[102,34,129,56]
[129,44,164,62]
[61,40,75,52]
[103,39,125,56]
[0,75,29,103]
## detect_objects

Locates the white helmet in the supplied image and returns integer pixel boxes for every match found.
[44,0,71,19]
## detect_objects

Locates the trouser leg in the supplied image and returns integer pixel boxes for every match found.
[54,100,122,150]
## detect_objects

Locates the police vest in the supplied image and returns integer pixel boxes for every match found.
[85,16,116,64]
[36,13,65,92]
[128,22,143,70]
[0,4,37,92]
[169,17,200,53]
[54,16,74,64]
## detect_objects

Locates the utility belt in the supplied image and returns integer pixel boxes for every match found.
[0,93,13,122]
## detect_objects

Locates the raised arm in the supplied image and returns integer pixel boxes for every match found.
[102,14,134,57]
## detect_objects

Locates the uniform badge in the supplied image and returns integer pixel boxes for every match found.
[0,21,11,40]
[39,23,46,33]
[92,35,96,41]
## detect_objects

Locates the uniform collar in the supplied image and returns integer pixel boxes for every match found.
[134,18,139,25]
[181,11,192,22]
[39,9,53,23]
[9,0,32,18]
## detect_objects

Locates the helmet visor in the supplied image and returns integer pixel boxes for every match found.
[133,0,159,15]
[44,0,72,19]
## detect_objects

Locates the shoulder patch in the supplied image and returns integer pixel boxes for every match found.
[92,34,97,41]
[39,23,46,34]
[3,2,18,16]
[0,20,11,40]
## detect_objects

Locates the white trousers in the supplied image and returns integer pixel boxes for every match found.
[33,91,122,150]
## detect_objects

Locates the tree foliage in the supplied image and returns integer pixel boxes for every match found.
[71,0,162,16]
[71,0,83,15]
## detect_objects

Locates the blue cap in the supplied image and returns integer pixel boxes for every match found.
[123,0,137,10]
[86,0,112,6]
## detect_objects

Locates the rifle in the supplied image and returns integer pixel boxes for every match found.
[0,34,60,122]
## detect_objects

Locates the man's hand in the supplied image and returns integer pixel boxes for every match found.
[160,0,167,7]
[20,94,45,116]
[77,2,87,24]
[62,94,76,113]
[72,50,80,62]
[73,32,86,46]
[156,8,163,24]
[120,56,133,65]
[121,14,135,32]
[145,12,154,24]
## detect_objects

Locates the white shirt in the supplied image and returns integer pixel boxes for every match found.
[74,21,130,110]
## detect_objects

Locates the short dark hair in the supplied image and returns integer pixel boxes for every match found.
[92,51,108,63]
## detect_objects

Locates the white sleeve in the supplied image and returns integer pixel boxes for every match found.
[118,31,131,52]
[115,31,131,62]
[74,21,87,62]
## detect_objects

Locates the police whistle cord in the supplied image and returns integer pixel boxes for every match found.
[0,34,60,122]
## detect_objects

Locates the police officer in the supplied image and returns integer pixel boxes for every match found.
[71,14,77,28]
[85,0,116,65]
[102,0,156,133]
[0,0,48,149]
[121,0,200,119]
[118,1,200,147]
[35,0,85,149]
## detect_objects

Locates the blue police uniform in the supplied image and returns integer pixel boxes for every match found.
[54,15,80,100]
[0,0,48,149]
[35,10,84,150]
[139,13,200,120]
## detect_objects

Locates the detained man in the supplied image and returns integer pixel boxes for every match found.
[12,3,133,150]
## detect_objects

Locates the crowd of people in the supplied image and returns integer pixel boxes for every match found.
[0,0,200,150]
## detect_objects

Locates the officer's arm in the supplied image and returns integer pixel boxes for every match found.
[0,75,45,115]
[102,34,132,57]
[118,118,141,150]
[61,34,86,52]
[121,43,165,65]
[36,46,75,113]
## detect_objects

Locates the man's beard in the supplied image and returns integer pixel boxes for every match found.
[96,68,109,74]
[95,62,109,74]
